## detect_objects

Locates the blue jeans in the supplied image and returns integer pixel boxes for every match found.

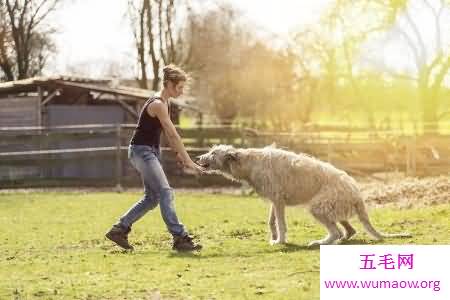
[117,144,187,237]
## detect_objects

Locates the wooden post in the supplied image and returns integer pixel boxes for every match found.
[226,127,232,145]
[197,112,203,127]
[37,87,44,178]
[197,115,204,147]
[115,124,123,191]
[406,140,411,176]
[406,135,417,177]
[327,138,332,163]
[411,134,417,176]
[37,87,43,127]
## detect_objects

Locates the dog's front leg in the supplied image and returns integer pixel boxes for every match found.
[268,204,277,242]
[270,202,287,245]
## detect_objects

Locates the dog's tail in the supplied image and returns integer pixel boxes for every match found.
[355,201,412,240]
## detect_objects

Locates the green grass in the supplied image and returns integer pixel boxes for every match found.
[0,191,449,299]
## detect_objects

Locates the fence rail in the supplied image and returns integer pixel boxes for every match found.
[0,124,449,188]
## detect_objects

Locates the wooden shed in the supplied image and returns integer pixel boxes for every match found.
[0,76,203,185]
[0,76,190,128]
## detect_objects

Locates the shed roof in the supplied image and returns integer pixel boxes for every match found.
[0,76,199,111]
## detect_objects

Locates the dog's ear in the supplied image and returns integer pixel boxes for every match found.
[224,151,238,162]
[265,142,277,149]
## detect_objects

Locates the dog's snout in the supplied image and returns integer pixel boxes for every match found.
[195,154,203,163]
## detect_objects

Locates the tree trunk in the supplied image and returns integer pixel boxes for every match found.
[138,1,148,89]
[144,0,160,90]
[0,37,15,80]
[157,0,167,66]
[2,0,58,80]
[166,0,176,63]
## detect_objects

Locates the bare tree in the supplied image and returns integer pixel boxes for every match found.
[128,0,189,90]
[0,0,59,81]
[333,0,450,133]
[291,27,339,126]
[0,5,14,81]
[182,3,253,124]
[128,0,149,88]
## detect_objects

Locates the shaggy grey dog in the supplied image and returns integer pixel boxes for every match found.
[197,144,411,246]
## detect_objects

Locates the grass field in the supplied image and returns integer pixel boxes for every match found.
[1,190,449,299]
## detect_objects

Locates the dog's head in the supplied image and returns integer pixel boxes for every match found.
[197,144,239,172]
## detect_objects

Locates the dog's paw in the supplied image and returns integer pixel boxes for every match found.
[308,240,324,248]
[308,239,338,247]
[270,239,286,245]
[336,238,346,245]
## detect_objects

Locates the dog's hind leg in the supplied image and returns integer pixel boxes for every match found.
[268,204,278,242]
[308,216,343,247]
[270,202,287,245]
[339,220,357,241]
[308,200,343,247]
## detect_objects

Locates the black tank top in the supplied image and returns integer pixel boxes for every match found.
[130,96,170,146]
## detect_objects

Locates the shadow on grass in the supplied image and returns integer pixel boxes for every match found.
[341,239,377,245]
[103,237,384,258]
[103,238,382,258]
[276,242,315,253]
[304,238,377,250]
[168,251,204,259]
[165,242,318,259]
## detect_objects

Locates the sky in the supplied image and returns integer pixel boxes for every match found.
[229,0,332,35]
[43,0,449,79]
[46,0,134,77]
[44,0,333,78]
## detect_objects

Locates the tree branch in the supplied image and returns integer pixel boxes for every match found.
[157,0,167,65]
[144,0,160,90]
[31,0,59,28]
[166,0,175,63]
[394,26,421,72]
[403,8,427,67]
[431,55,450,94]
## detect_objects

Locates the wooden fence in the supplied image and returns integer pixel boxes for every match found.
[0,124,449,188]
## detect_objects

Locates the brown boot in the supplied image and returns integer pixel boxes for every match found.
[172,235,202,252]
[105,224,134,250]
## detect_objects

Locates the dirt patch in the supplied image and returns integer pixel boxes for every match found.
[1,175,449,208]
[360,176,450,208]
